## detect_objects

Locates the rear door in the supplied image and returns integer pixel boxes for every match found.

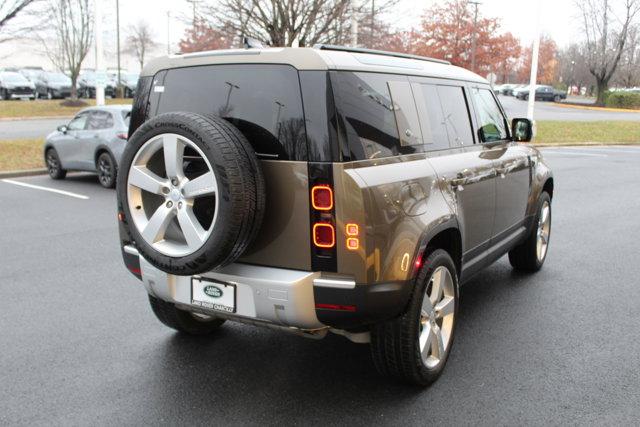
[85,110,115,168]
[468,85,530,245]
[411,78,497,261]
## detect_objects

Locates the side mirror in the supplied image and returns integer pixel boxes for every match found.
[57,125,68,134]
[511,118,533,142]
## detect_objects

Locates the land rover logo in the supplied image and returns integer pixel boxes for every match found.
[203,285,223,298]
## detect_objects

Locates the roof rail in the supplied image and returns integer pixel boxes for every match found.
[313,44,451,65]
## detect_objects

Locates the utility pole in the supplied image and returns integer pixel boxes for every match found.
[95,0,105,106]
[350,0,358,47]
[370,0,374,48]
[166,11,171,54]
[116,0,121,97]
[527,0,542,120]
[469,1,481,73]
[186,0,200,27]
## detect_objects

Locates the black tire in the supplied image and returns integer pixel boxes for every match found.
[509,191,552,272]
[47,90,53,100]
[96,151,117,188]
[149,295,225,335]
[117,112,266,276]
[524,94,529,101]
[371,249,459,386]
[45,148,67,180]
[1,89,7,100]
[553,95,561,102]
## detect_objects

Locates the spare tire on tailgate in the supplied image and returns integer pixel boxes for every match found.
[116,112,265,275]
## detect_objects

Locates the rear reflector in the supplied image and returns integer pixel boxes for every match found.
[311,185,333,210]
[346,223,359,236]
[346,237,359,250]
[313,222,335,248]
[315,303,356,312]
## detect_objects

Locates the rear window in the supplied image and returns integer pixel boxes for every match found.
[152,64,307,160]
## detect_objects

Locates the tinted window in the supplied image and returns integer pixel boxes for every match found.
[87,111,114,130]
[412,83,451,151]
[155,64,307,160]
[299,71,339,162]
[332,71,422,161]
[469,87,508,142]
[68,113,88,131]
[436,85,474,147]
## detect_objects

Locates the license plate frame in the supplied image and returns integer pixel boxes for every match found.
[191,277,237,314]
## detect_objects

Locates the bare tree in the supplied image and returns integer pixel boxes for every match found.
[200,0,396,47]
[614,24,640,87]
[41,0,92,100]
[126,20,157,70]
[578,0,640,105]
[0,0,37,43]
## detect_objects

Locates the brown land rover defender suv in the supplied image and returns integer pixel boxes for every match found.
[116,45,553,386]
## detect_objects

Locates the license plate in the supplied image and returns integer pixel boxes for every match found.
[191,277,236,313]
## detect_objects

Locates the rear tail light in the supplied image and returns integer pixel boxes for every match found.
[311,185,333,210]
[313,222,335,248]
[116,132,128,140]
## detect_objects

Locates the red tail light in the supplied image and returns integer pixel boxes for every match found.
[313,222,335,248]
[116,132,128,140]
[311,185,333,210]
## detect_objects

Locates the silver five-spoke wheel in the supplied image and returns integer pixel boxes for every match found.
[536,200,551,262]
[127,133,219,257]
[419,266,455,369]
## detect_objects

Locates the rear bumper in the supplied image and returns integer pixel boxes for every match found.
[122,245,412,332]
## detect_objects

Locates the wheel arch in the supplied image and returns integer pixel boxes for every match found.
[543,177,554,199]
[94,145,117,168]
[414,219,462,278]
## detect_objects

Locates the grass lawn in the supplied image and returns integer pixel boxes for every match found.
[0,98,132,119]
[0,139,44,172]
[535,121,640,145]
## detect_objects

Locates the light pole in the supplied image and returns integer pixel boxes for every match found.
[186,0,200,27]
[526,0,542,120]
[166,11,171,55]
[95,0,105,106]
[116,0,121,97]
[469,1,481,73]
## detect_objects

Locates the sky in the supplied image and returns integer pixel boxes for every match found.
[0,0,582,72]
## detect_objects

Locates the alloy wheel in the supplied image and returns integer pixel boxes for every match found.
[46,151,59,175]
[98,156,113,186]
[536,200,551,262]
[418,266,455,369]
[126,133,219,257]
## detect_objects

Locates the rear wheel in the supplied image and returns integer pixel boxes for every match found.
[96,152,117,188]
[371,249,458,386]
[149,295,225,335]
[45,148,66,179]
[509,191,551,271]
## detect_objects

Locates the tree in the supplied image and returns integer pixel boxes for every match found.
[613,24,640,87]
[42,0,92,100]
[412,0,522,79]
[558,43,594,94]
[517,35,559,85]
[179,19,233,52]
[578,0,640,105]
[126,21,157,70]
[0,0,36,43]
[200,0,396,47]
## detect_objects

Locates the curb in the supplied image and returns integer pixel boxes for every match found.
[0,115,73,122]
[0,168,48,179]
[553,103,640,113]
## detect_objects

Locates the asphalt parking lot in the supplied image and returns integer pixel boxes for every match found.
[1,146,640,425]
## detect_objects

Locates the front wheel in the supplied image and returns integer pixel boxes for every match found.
[149,295,225,335]
[45,148,67,179]
[509,191,551,271]
[96,152,117,188]
[371,249,458,386]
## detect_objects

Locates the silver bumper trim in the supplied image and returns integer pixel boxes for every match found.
[313,277,356,289]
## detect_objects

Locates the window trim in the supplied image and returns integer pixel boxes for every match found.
[468,84,512,145]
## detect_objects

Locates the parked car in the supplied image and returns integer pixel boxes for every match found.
[497,83,519,96]
[115,46,553,387]
[44,105,132,188]
[514,85,567,102]
[30,71,73,99]
[0,71,36,100]
[121,72,139,97]
[78,71,116,98]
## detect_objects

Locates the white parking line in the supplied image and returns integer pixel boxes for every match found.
[563,146,640,154]
[540,150,609,157]
[1,179,89,200]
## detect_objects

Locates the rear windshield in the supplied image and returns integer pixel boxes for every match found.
[151,64,307,161]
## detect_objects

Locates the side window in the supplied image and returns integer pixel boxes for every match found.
[155,64,307,160]
[88,111,114,130]
[411,83,451,151]
[67,113,88,131]
[332,71,421,160]
[436,85,474,147]
[469,87,509,143]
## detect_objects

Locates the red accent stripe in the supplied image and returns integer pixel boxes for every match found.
[127,266,141,275]
[315,303,356,312]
